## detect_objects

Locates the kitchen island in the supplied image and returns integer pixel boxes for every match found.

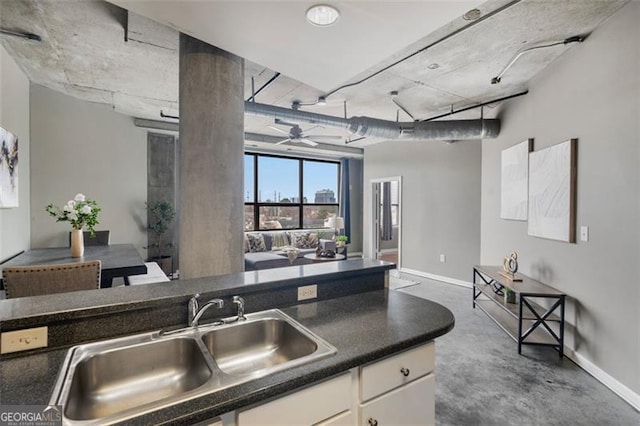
[0,260,454,424]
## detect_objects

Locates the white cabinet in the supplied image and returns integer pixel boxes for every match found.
[360,342,434,402]
[234,342,435,426]
[238,373,352,425]
[359,342,435,426]
[360,374,435,426]
[316,410,355,426]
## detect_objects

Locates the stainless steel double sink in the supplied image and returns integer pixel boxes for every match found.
[50,309,336,425]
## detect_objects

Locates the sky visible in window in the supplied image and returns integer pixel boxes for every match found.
[244,155,338,202]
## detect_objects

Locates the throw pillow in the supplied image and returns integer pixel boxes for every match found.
[290,232,319,249]
[243,233,249,253]
[246,233,267,252]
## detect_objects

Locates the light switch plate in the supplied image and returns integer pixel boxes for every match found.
[1,326,48,354]
[580,226,589,242]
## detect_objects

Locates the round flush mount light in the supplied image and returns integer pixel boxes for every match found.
[427,63,440,70]
[306,4,340,27]
[463,8,482,21]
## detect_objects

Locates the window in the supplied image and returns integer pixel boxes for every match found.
[244,153,339,231]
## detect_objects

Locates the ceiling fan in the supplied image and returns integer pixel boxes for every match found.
[268,119,343,147]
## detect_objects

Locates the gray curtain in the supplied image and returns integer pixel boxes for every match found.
[339,158,351,243]
[381,181,393,241]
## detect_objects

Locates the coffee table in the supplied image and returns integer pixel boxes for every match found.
[303,253,346,262]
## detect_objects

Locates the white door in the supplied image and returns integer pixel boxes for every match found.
[370,177,402,268]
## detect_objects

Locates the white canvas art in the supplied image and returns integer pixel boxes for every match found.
[0,127,19,208]
[528,139,577,242]
[501,139,533,220]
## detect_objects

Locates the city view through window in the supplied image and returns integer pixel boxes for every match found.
[244,154,339,231]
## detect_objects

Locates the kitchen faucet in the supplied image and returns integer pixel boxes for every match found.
[188,293,224,327]
[233,295,246,321]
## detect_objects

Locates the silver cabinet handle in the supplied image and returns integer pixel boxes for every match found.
[368,418,378,426]
[400,367,410,377]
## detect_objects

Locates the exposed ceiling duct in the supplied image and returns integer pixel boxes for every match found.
[244,101,500,141]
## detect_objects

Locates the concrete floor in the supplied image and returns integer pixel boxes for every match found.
[395,273,640,426]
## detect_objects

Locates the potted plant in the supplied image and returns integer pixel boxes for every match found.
[146,200,176,276]
[335,235,348,254]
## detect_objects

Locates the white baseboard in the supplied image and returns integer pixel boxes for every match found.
[564,347,640,411]
[399,267,640,412]
[399,268,472,288]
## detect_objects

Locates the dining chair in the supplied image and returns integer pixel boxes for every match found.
[2,260,101,299]
[68,230,110,246]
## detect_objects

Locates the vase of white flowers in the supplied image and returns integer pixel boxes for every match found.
[46,193,101,257]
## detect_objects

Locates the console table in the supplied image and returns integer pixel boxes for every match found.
[472,265,566,358]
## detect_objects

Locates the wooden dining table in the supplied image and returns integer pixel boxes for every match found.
[0,244,147,289]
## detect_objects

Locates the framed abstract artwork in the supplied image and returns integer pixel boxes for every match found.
[527,139,577,243]
[0,126,19,208]
[501,138,533,220]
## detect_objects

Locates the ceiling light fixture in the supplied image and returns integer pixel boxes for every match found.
[306,4,340,27]
[463,8,482,21]
[427,63,440,70]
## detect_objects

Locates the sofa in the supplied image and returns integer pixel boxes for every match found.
[244,229,336,271]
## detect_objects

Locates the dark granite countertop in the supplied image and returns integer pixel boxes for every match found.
[0,288,454,425]
[0,259,394,328]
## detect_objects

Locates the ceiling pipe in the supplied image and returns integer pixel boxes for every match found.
[491,36,586,84]
[0,28,42,42]
[244,101,500,141]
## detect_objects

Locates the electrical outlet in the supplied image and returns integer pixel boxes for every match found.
[298,284,318,301]
[439,254,446,263]
[1,326,48,354]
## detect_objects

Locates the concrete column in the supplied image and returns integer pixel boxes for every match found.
[178,34,244,279]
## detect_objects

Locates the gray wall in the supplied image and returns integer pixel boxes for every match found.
[481,3,639,396]
[30,84,148,255]
[0,45,30,261]
[364,139,481,281]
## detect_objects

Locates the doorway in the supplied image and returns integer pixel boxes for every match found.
[371,177,402,268]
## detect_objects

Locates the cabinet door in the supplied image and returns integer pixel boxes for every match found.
[360,374,435,426]
[238,373,351,425]
[360,342,434,401]
[316,410,354,426]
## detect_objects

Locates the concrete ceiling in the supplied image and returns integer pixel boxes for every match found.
[0,0,628,156]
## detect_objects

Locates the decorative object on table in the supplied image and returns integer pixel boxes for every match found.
[316,248,336,258]
[335,235,348,253]
[320,239,336,252]
[0,126,19,208]
[146,200,176,275]
[501,138,533,221]
[503,288,516,304]
[46,193,101,258]
[499,251,522,282]
[528,139,577,243]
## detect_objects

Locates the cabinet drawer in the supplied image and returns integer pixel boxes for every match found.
[238,373,351,425]
[315,410,354,426]
[360,342,434,401]
[360,373,435,426]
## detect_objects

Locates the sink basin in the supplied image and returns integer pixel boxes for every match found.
[202,318,320,375]
[51,309,335,424]
[62,337,212,421]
